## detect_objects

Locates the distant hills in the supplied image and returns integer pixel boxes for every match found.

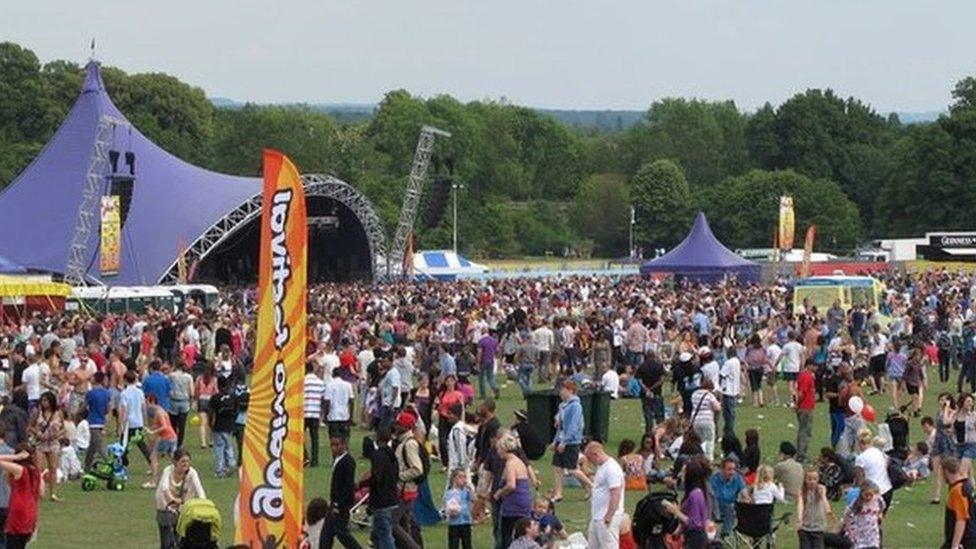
[208,97,942,130]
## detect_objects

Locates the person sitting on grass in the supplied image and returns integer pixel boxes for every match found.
[904,441,931,481]
[529,497,566,547]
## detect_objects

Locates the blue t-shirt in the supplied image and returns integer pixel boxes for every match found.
[119,385,146,429]
[443,487,472,525]
[142,372,171,411]
[530,510,563,544]
[85,387,111,428]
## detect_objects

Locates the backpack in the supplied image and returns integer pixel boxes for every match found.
[515,422,546,461]
[397,437,431,484]
[886,456,909,491]
[632,491,680,543]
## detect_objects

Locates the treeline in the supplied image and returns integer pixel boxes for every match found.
[2,41,975,258]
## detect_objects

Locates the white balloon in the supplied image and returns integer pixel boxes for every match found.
[849,395,864,414]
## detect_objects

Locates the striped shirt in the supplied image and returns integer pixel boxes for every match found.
[689,389,719,426]
[304,374,327,419]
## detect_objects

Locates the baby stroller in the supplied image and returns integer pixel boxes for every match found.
[632,490,681,548]
[80,441,129,492]
[177,498,221,549]
[350,478,372,529]
[724,502,791,548]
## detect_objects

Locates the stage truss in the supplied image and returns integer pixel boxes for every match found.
[158,174,387,284]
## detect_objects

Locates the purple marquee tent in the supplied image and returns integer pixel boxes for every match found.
[639,212,760,283]
[0,60,261,285]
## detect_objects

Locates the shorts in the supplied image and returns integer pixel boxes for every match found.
[959,442,976,460]
[869,354,886,375]
[888,374,902,383]
[197,398,211,414]
[552,443,580,470]
[157,438,177,456]
[781,372,798,382]
[905,383,919,395]
[748,370,764,392]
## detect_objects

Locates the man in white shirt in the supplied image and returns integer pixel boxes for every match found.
[600,368,620,399]
[532,322,555,382]
[584,441,625,548]
[779,333,805,406]
[21,354,45,413]
[719,342,742,439]
[303,362,327,467]
[765,337,784,406]
[323,367,354,443]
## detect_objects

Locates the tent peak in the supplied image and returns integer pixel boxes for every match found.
[82,60,105,94]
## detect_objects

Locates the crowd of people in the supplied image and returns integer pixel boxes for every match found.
[2,269,976,547]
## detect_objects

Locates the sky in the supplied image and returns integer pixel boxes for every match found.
[3,1,975,112]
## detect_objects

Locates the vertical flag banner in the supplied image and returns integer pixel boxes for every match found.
[236,150,307,548]
[177,237,188,284]
[99,196,121,276]
[778,196,795,251]
[801,225,817,278]
[404,230,414,278]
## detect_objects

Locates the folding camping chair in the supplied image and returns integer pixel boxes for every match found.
[724,502,791,549]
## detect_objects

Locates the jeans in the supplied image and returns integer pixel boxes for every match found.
[124,427,152,466]
[642,394,664,434]
[370,505,397,549]
[517,364,534,395]
[830,411,845,448]
[393,500,423,549]
[477,362,498,399]
[959,351,976,393]
[84,426,107,471]
[213,431,236,476]
[939,348,951,383]
[492,501,503,549]
[305,417,321,466]
[722,395,737,440]
[158,511,178,549]
[717,500,736,536]
[169,399,190,448]
[537,351,552,382]
[320,509,362,549]
[797,409,813,462]
[693,421,716,462]
[448,524,472,549]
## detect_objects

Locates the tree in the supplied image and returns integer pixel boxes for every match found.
[701,169,862,250]
[744,89,899,229]
[875,86,976,236]
[210,104,342,176]
[571,173,630,256]
[625,98,751,186]
[631,160,693,249]
[102,71,215,166]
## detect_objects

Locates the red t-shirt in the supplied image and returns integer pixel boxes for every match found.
[6,466,40,535]
[797,370,816,411]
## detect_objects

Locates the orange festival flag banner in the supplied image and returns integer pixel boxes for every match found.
[778,195,795,251]
[801,225,816,278]
[236,150,307,548]
[99,196,121,276]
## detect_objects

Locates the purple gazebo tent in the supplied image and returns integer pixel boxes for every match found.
[639,212,760,283]
[0,60,261,285]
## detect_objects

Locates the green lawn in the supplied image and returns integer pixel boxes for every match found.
[37,376,950,548]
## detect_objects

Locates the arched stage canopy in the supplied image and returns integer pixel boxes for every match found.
[639,212,760,283]
[0,60,383,285]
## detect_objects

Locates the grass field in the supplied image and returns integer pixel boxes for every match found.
[37,376,952,548]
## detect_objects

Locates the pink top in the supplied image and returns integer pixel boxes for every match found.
[195,377,218,399]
